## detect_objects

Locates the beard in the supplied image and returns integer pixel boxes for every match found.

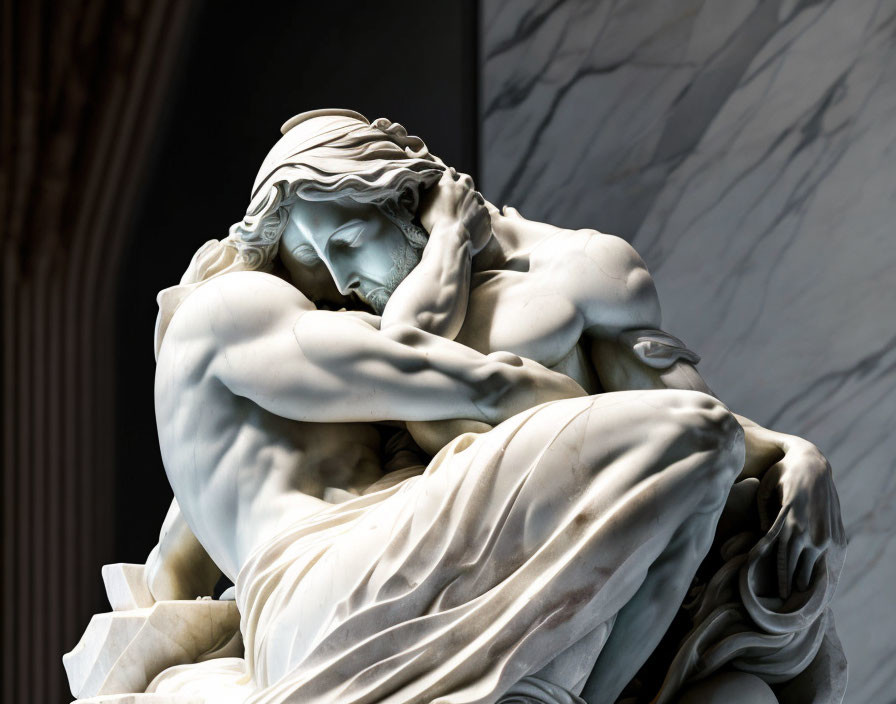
[358,239,422,314]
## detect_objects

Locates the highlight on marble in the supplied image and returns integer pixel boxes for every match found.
[66,109,847,704]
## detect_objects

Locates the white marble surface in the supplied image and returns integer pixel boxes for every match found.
[73,110,840,703]
[64,563,241,701]
[64,599,240,700]
[102,564,156,612]
[74,696,203,704]
[481,1,896,702]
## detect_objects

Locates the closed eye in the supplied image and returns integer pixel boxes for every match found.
[330,220,367,248]
[291,244,322,266]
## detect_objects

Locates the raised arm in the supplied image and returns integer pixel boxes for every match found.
[380,169,491,340]
[172,271,583,426]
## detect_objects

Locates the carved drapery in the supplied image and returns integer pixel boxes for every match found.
[1,0,194,700]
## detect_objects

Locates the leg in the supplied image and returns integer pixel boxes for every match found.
[240,390,744,704]
[146,657,251,703]
[579,503,728,703]
[520,391,746,702]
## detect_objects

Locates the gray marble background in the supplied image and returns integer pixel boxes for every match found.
[480,1,896,701]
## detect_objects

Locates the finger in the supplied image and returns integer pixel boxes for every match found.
[483,199,500,217]
[432,170,454,193]
[460,189,479,213]
[829,494,847,545]
[502,205,524,219]
[795,548,820,591]
[777,520,793,599]
[757,461,785,532]
[785,533,803,597]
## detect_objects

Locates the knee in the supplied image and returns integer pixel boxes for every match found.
[663,390,741,447]
[652,390,744,490]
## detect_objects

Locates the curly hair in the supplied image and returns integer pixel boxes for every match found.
[229,109,443,270]
[153,109,445,358]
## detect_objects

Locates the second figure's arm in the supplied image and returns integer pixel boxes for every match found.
[380,169,491,340]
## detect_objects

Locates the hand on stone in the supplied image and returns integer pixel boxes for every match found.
[758,440,846,598]
[419,168,492,254]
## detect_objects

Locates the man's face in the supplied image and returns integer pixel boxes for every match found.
[280,197,421,313]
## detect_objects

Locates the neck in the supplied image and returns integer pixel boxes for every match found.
[472,201,529,272]
[472,235,509,272]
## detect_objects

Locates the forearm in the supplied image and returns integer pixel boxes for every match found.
[733,414,785,480]
[733,413,826,482]
[206,274,582,427]
[381,221,472,340]
[301,321,525,423]
[223,309,580,425]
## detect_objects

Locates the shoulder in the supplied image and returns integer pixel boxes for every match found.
[168,271,315,347]
[557,229,661,334]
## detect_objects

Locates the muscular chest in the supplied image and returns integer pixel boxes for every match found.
[456,267,585,369]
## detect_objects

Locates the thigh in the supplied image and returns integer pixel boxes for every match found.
[245,390,742,700]
[413,389,740,567]
[299,389,738,623]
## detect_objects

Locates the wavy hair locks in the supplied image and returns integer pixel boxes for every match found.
[154,110,446,358]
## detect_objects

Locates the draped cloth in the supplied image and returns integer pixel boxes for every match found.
[146,394,845,704]
[148,392,728,703]
[229,400,627,704]
[646,476,847,704]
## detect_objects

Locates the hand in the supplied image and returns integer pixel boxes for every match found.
[407,417,494,457]
[757,439,846,598]
[488,352,587,424]
[419,168,492,254]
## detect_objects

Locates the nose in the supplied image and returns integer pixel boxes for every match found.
[325,262,361,296]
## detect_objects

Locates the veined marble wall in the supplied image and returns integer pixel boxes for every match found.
[481,1,896,702]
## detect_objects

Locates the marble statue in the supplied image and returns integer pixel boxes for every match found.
[65,110,847,704]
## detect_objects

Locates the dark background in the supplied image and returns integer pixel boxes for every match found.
[5,1,889,702]
[2,1,477,700]
[115,0,479,563]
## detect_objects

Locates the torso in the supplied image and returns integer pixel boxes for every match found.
[155,219,636,579]
[155,305,384,581]
[456,219,604,394]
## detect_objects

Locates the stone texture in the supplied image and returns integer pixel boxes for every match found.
[64,599,240,700]
[102,564,156,612]
[481,2,896,702]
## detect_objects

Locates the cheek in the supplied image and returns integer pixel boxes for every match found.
[357,235,403,277]
[376,226,409,262]
[354,251,391,281]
